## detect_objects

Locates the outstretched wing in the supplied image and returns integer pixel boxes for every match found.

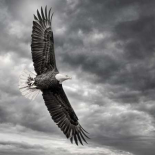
[31,6,58,75]
[42,85,89,145]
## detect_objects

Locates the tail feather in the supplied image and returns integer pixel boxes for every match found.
[19,69,40,100]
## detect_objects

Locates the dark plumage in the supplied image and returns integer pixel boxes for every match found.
[19,6,89,145]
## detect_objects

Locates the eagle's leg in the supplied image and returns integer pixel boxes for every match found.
[27,78,37,88]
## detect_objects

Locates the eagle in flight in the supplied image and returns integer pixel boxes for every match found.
[19,6,89,145]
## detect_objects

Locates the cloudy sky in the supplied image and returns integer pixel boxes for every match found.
[0,0,155,155]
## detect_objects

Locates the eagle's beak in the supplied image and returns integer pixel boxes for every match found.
[68,76,72,80]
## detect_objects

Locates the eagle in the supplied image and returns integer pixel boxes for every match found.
[18,6,89,145]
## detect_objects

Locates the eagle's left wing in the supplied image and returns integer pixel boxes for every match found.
[31,6,58,75]
[42,85,89,145]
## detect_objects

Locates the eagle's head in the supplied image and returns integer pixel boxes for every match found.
[55,74,72,84]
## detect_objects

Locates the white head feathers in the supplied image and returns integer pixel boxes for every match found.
[55,74,72,84]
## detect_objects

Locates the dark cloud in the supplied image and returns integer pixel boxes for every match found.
[54,0,155,104]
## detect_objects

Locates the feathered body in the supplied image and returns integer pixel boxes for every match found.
[34,71,58,89]
[19,6,89,145]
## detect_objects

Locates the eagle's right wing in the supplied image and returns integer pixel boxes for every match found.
[42,84,90,145]
[31,6,58,75]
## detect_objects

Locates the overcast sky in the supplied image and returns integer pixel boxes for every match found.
[0,0,155,155]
